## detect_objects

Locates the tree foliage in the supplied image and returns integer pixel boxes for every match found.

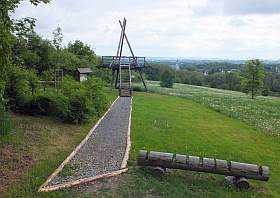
[242,59,265,99]
[160,69,175,88]
[52,26,63,50]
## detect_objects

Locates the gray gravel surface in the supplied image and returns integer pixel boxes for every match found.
[46,97,131,186]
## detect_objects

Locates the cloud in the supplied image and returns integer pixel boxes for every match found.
[194,0,280,16]
[222,0,280,15]
[11,0,280,59]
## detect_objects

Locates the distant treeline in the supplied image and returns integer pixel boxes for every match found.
[179,62,279,73]
[144,62,280,96]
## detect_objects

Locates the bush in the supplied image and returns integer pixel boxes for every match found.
[83,77,108,116]
[133,86,144,92]
[5,68,38,112]
[4,69,108,124]
[29,95,52,115]
[68,95,87,124]
[41,70,55,81]
[0,82,13,137]
[160,69,175,88]
[28,76,108,124]
[262,86,270,96]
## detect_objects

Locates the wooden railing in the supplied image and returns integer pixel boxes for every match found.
[100,56,146,69]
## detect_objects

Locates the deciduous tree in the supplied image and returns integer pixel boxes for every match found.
[243,59,265,99]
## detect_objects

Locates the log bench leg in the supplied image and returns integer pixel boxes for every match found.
[143,166,166,180]
[225,176,250,189]
[235,177,250,189]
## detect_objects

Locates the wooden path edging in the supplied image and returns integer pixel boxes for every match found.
[121,97,132,169]
[38,96,134,192]
[39,168,128,192]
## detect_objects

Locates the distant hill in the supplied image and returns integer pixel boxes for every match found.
[146,57,280,73]
[146,57,280,65]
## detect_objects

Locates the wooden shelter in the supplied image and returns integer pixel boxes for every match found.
[75,68,93,82]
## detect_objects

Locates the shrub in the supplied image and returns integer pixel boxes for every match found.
[47,91,70,121]
[5,67,35,112]
[0,81,13,137]
[27,70,39,95]
[133,86,144,92]
[29,95,52,115]
[29,76,109,124]
[83,77,108,116]
[0,81,6,111]
[160,69,175,88]
[68,95,87,124]
[41,69,55,81]
[261,86,270,96]
[5,69,108,124]
[60,76,86,97]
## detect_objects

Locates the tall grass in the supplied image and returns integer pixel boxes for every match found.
[143,81,280,135]
[0,112,13,137]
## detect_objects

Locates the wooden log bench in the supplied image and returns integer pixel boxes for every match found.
[137,150,269,189]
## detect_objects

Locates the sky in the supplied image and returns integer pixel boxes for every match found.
[13,0,280,60]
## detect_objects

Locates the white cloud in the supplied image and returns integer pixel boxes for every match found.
[12,0,280,59]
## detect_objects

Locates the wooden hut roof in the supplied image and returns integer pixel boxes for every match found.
[77,68,92,74]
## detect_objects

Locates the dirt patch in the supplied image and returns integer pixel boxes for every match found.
[0,145,35,193]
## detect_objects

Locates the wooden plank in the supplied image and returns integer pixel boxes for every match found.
[39,168,128,192]
[121,97,132,169]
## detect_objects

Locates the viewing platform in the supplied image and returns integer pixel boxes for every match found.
[99,56,146,70]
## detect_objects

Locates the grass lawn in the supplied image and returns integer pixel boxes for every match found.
[139,81,280,135]
[100,92,279,197]
[1,90,279,197]
[0,89,117,197]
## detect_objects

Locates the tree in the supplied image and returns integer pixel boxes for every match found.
[67,40,95,58]
[160,69,175,88]
[52,26,63,50]
[67,40,97,68]
[13,17,36,39]
[0,0,50,81]
[225,72,242,91]
[242,59,265,99]
[0,0,50,136]
[144,63,171,81]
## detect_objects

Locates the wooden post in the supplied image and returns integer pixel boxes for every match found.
[138,69,147,91]
[115,69,119,89]
[137,150,269,182]
[119,19,135,58]
[111,69,115,89]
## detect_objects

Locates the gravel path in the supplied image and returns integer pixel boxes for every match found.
[46,97,131,187]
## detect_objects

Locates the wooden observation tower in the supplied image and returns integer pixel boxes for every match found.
[99,18,147,97]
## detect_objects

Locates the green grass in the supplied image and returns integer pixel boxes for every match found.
[0,89,118,197]
[101,92,279,197]
[2,88,279,197]
[140,81,280,135]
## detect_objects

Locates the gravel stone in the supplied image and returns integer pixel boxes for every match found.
[46,97,131,187]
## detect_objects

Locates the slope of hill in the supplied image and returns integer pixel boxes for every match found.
[79,92,279,197]
[144,81,280,135]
